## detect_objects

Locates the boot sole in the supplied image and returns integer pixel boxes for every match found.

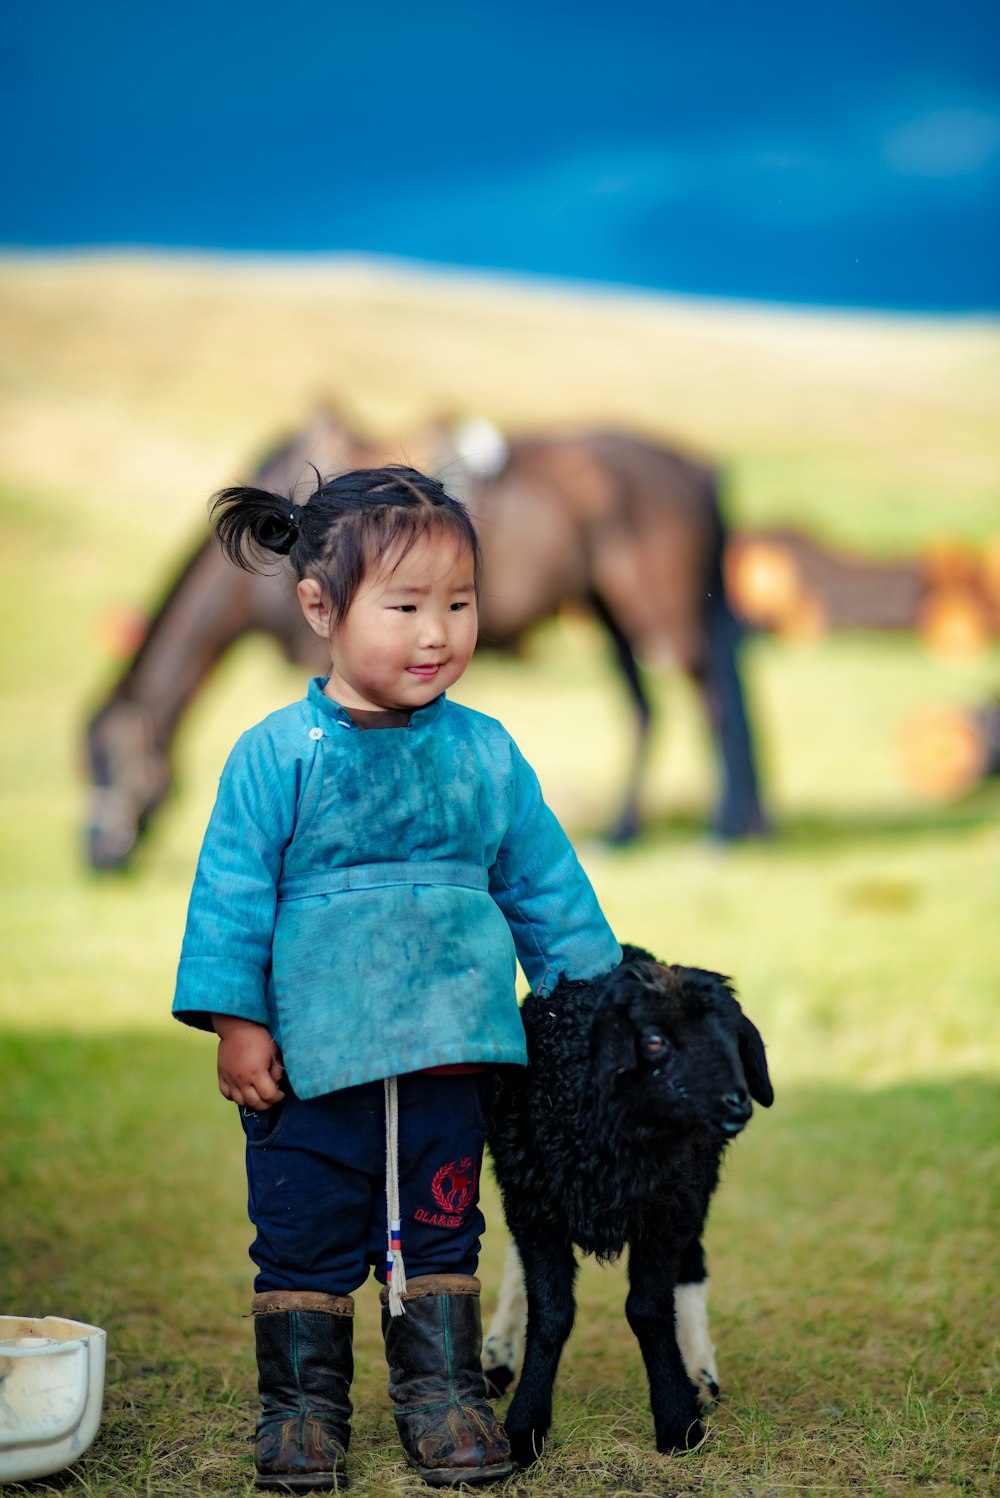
[405,1457,516,1487]
[255,1473,348,1493]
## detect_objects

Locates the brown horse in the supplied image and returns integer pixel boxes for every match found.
[84,410,766,868]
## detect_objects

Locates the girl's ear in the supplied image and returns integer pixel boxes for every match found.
[297,577,334,639]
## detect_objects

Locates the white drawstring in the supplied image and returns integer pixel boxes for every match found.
[384,1076,407,1316]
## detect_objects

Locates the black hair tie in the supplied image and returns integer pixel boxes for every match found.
[256,501,303,556]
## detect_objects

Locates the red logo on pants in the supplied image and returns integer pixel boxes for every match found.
[430,1157,478,1215]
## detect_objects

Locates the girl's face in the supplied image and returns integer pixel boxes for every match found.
[298,530,478,713]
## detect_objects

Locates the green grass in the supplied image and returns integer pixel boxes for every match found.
[0,256,998,1495]
[2,1034,996,1496]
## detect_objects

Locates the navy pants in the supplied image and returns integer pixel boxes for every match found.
[239,1071,492,1296]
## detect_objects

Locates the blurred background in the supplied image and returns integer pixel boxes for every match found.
[1,3,998,1494]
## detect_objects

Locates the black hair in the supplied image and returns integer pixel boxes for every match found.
[211,465,481,626]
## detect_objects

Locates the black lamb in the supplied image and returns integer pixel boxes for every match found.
[486,945,774,1463]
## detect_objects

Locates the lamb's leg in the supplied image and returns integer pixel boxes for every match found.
[483,1238,719,1408]
[482,1240,526,1396]
[626,1240,704,1452]
[504,1235,577,1467]
[674,1237,719,1407]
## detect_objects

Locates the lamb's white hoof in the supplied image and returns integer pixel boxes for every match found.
[692,1367,721,1408]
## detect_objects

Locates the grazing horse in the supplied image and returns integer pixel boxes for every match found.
[84,411,766,869]
[84,410,363,870]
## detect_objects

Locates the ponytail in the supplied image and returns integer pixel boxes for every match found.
[211,485,304,570]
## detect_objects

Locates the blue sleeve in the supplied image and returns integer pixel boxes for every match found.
[172,726,299,1032]
[488,742,622,996]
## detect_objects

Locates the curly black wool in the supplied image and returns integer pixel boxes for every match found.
[486,944,773,1462]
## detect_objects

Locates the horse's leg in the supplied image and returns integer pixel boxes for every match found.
[482,1241,526,1396]
[587,590,652,844]
[504,1234,577,1467]
[626,1239,704,1452]
[697,560,768,840]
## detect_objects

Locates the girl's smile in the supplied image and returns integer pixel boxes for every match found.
[298,530,479,714]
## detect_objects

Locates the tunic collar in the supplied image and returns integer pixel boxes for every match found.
[306,676,446,729]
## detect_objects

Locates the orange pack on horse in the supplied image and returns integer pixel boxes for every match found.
[84,409,766,868]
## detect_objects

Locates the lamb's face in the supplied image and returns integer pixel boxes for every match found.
[588,959,773,1139]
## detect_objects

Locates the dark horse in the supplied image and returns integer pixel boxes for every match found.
[84,409,766,869]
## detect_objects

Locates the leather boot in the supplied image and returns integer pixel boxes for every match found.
[252,1290,354,1492]
[381,1274,514,1487]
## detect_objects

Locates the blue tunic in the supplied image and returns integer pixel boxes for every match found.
[173,678,621,1098]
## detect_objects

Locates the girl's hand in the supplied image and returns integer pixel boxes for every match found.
[212,1015,286,1110]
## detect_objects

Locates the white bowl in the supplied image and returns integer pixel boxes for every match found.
[0,1316,107,1483]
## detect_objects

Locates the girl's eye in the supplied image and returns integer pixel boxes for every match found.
[450,601,470,611]
[640,1028,669,1059]
[394,604,417,613]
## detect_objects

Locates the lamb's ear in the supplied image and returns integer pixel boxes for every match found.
[739,1014,774,1107]
[589,1005,637,1091]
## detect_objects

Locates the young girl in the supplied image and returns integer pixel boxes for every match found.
[173,466,622,1491]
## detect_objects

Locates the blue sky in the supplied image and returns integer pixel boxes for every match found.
[3,1,998,309]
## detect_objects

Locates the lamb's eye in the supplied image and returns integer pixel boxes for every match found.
[640,1028,669,1059]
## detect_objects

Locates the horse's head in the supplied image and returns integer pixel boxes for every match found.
[84,700,171,870]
